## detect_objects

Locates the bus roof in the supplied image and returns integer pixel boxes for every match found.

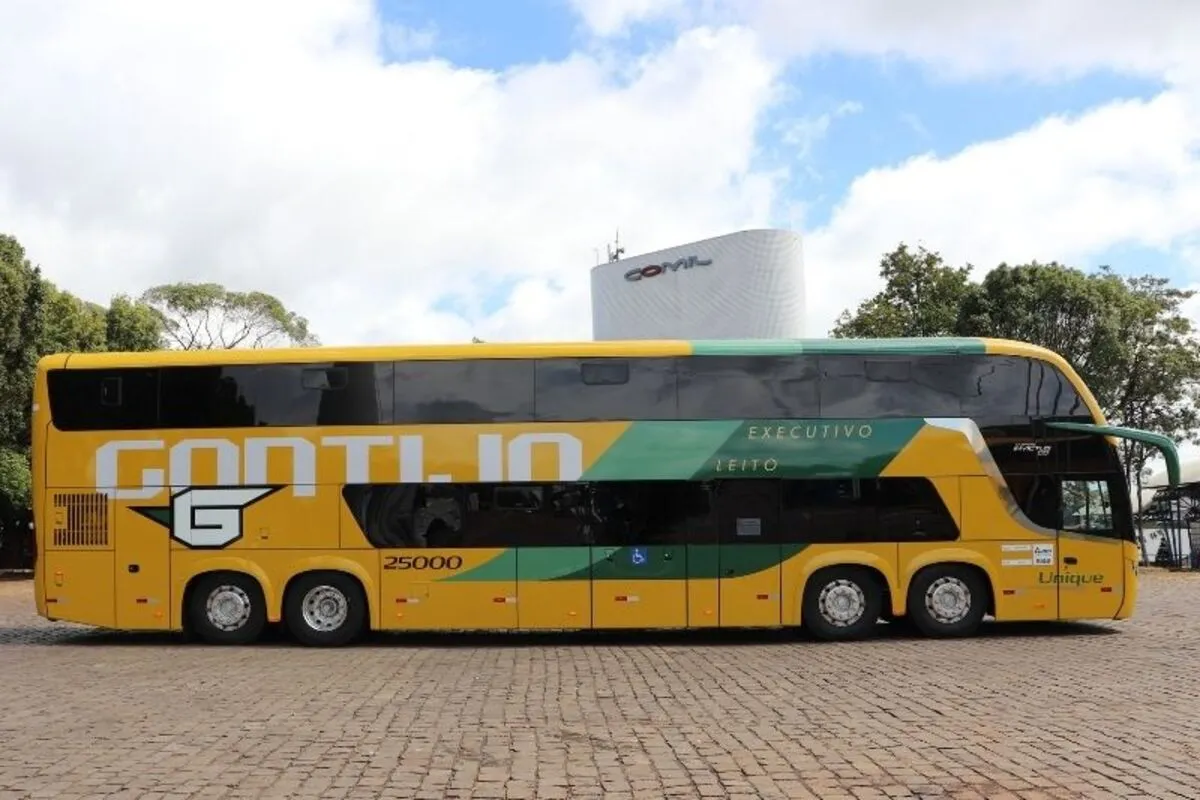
[42,336,1062,368]
[35,335,1110,428]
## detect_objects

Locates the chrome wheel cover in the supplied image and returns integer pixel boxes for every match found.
[818,579,867,627]
[925,576,972,625]
[301,585,349,632]
[206,585,252,632]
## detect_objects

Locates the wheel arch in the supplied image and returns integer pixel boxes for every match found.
[180,560,274,631]
[281,558,377,633]
[903,556,996,619]
[795,551,899,624]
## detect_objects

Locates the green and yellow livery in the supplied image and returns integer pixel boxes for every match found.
[31,336,1180,646]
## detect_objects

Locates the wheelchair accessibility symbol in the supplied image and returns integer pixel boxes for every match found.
[630,547,648,566]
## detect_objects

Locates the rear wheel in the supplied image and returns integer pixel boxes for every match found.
[802,567,883,641]
[188,573,267,645]
[907,565,987,638]
[284,572,367,647]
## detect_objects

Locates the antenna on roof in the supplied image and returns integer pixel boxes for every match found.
[606,229,625,263]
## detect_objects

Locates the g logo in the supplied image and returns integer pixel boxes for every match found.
[133,486,281,549]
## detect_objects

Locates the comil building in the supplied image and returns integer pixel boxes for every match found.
[589,228,805,340]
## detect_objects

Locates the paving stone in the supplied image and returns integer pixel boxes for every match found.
[1,572,1199,798]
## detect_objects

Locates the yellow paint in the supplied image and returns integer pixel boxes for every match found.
[592,580,686,629]
[518,580,590,629]
[686,578,719,628]
[719,569,782,627]
[381,549,516,630]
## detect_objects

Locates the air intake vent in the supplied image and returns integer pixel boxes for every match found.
[52,492,109,547]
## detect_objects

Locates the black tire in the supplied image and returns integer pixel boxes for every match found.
[906,564,988,638]
[188,572,267,645]
[284,571,366,647]
[802,567,884,641]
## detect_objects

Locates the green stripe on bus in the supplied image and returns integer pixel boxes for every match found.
[581,420,742,480]
[694,418,925,479]
[690,338,987,356]
[582,418,924,481]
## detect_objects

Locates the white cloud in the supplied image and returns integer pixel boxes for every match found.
[803,89,1200,334]
[566,0,689,37]
[0,0,782,345]
[577,0,1200,84]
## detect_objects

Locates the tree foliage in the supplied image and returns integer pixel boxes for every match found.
[106,294,166,351]
[0,233,321,529]
[140,282,318,350]
[832,244,972,338]
[835,243,1200,487]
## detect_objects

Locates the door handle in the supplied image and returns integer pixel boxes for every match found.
[1064,556,1078,565]
[663,551,672,561]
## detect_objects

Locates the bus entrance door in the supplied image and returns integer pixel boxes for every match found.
[715,481,782,628]
[116,497,172,629]
[1055,476,1126,620]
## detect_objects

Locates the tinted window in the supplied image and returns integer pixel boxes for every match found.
[158,362,394,428]
[713,480,779,543]
[1061,478,1114,534]
[535,358,676,421]
[48,368,160,431]
[780,477,958,542]
[590,481,713,546]
[394,359,534,423]
[678,355,819,419]
[960,356,1089,425]
[158,367,255,428]
[343,480,714,548]
[982,424,1049,477]
[819,355,964,418]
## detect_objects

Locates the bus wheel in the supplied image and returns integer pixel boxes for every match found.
[284,572,366,647]
[188,572,267,646]
[802,567,883,641]
[907,565,987,638]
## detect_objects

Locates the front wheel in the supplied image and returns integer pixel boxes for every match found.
[907,565,988,638]
[284,572,367,647]
[802,567,884,641]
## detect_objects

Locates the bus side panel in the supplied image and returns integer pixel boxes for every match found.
[114,498,172,629]
[381,548,517,631]
[40,485,117,628]
[41,550,116,627]
[686,545,720,627]
[591,543,688,629]
[516,547,592,629]
[782,544,899,627]
[956,476,1057,621]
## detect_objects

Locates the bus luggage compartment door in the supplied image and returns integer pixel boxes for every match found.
[115,497,172,629]
[590,542,687,629]
[715,480,781,628]
[382,549,518,631]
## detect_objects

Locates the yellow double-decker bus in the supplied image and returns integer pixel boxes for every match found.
[30,337,1180,647]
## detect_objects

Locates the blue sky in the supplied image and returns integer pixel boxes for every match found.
[376,0,1185,284]
[3,0,1197,348]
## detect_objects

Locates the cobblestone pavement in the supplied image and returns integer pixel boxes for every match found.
[2,573,1200,800]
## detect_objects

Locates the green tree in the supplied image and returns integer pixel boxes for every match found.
[0,235,46,452]
[835,245,1200,532]
[105,294,165,351]
[38,283,108,355]
[0,448,31,511]
[831,244,973,338]
[140,282,318,350]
